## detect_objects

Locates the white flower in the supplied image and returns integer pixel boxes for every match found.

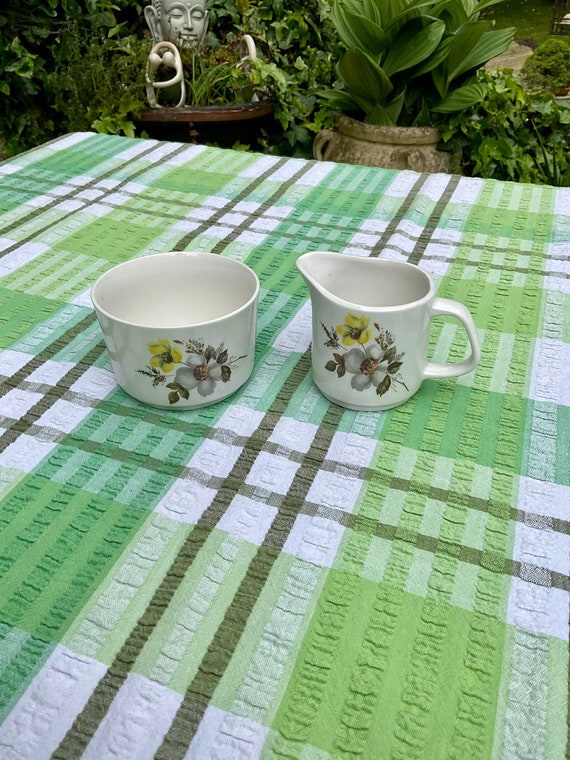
[175,353,222,397]
[344,343,389,392]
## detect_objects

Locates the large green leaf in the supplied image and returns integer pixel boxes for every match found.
[369,0,422,29]
[363,88,406,125]
[362,0,383,28]
[412,34,453,76]
[445,21,487,81]
[364,102,397,125]
[318,88,362,113]
[338,48,394,110]
[383,18,445,77]
[430,62,449,99]
[386,1,438,38]
[385,87,406,122]
[451,26,514,78]
[332,3,387,55]
[431,0,469,31]
[431,79,487,111]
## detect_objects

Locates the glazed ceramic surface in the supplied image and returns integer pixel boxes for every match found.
[91,252,259,409]
[297,251,480,411]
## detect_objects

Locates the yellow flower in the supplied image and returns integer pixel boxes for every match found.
[336,314,372,346]
[148,339,183,372]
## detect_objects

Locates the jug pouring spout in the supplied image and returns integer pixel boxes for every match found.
[296,251,370,311]
[296,250,433,311]
[296,251,337,300]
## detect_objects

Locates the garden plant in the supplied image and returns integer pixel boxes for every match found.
[0,0,569,185]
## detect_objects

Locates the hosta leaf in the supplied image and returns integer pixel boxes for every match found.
[445,22,486,82]
[338,49,393,110]
[431,0,469,31]
[469,0,512,13]
[383,18,445,77]
[362,0,383,28]
[319,89,362,113]
[386,0,436,31]
[364,103,398,125]
[332,2,387,55]
[364,90,405,127]
[412,35,453,77]
[431,64,449,99]
[368,0,420,29]
[451,27,515,79]
[432,80,487,112]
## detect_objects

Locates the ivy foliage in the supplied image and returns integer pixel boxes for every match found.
[199,0,345,154]
[0,1,141,156]
[439,69,570,186]
[0,0,343,158]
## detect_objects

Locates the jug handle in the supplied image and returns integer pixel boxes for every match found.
[422,298,481,379]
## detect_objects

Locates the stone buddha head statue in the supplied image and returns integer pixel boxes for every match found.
[144,0,209,48]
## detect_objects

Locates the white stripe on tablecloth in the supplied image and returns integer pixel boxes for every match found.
[0,645,107,760]
[82,672,182,760]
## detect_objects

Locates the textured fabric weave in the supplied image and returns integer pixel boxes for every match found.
[0,132,568,760]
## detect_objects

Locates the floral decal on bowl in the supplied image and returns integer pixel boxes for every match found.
[138,338,246,405]
[322,314,408,397]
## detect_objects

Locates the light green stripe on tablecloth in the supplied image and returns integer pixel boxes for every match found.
[212,553,327,725]
[1,249,109,301]
[63,513,192,663]
[140,532,258,694]
[0,289,66,349]
[0,623,55,723]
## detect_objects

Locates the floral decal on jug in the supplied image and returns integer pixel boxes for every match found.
[322,314,408,397]
[138,338,246,404]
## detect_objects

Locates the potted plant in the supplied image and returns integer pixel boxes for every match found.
[137,38,276,146]
[314,0,515,172]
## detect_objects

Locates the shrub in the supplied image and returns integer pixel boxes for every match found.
[49,24,149,138]
[0,0,343,158]
[439,69,570,186]
[0,1,141,157]
[226,0,344,155]
[521,37,570,96]
[320,0,514,127]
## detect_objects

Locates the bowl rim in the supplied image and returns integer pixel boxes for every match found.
[91,251,260,330]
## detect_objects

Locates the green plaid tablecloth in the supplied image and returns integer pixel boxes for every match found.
[0,132,568,760]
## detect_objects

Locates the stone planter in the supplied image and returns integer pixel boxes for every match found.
[313,113,452,173]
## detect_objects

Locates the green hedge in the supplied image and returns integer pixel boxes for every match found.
[0,0,341,158]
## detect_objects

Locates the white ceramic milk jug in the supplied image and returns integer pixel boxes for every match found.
[296,251,480,411]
